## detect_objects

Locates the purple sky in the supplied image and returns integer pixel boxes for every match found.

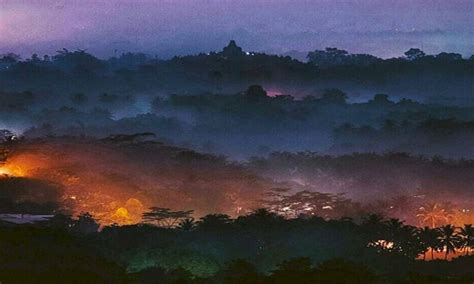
[1,0,473,59]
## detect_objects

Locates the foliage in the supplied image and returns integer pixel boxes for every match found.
[1,211,473,283]
[142,207,194,228]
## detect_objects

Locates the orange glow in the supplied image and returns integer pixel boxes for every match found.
[115,207,129,217]
[416,248,473,261]
[0,164,25,177]
[0,167,11,176]
[111,207,131,224]
[106,199,145,224]
[0,138,272,226]
[0,153,46,177]
[0,151,149,225]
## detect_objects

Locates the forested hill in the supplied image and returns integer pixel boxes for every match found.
[1,41,473,102]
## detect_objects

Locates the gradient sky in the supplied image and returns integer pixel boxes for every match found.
[1,0,473,59]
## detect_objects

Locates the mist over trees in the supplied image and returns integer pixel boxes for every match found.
[1,41,474,282]
[2,41,474,158]
[2,84,474,159]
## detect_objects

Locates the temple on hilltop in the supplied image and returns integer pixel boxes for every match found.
[220,40,245,57]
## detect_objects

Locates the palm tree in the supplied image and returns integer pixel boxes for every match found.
[385,218,404,248]
[382,218,424,259]
[416,203,453,229]
[418,226,441,260]
[177,218,196,232]
[439,225,459,260]
[397,225,424,259]
[386,218,404,232]
[458,224,474,256]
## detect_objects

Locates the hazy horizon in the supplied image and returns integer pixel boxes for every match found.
[1,0,473,59]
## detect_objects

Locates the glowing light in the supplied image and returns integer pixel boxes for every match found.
[111,207,132,224]
[369,240,394,250]
[0,164,25,177]
[9,166,25,176]
[0,162,27,177]
[115,207,129,218]
[0,167,12,176]
[266,90,283,97]
[107,199,145,225]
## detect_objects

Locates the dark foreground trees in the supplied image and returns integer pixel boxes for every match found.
[1,209,473,283]
[142,207,194,228]
[0,226,127,283]
[459,224,474,256]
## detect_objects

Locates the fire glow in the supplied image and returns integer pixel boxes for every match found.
[1,137,472,228]
[0,167,12,176]
[0,149,146,224]
[0,164,25,177]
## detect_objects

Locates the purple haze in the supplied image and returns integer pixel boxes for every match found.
[1,0,473,59]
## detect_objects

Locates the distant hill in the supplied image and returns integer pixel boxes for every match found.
[1,41,473,100]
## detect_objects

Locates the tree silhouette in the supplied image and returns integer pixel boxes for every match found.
[439,225,459,260]
[244,85,268,100]
[320,89,348,105]
[365,217,423,258]
[458,224,474,256]
[384,219,406,253]
[404,48,426,60]
[177,218,196,232]
[197,213,232,230]
[44,213,74,230]
[418,226,441,260]
[0,53,21,64]
[52,49,104,74]
[141,207,193,228]
[436,52,462,61]
[362,214,386,240]
[236,208,284,228]
[73,212,99,234]
[307,47,379,67]
[371,94,394,106]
